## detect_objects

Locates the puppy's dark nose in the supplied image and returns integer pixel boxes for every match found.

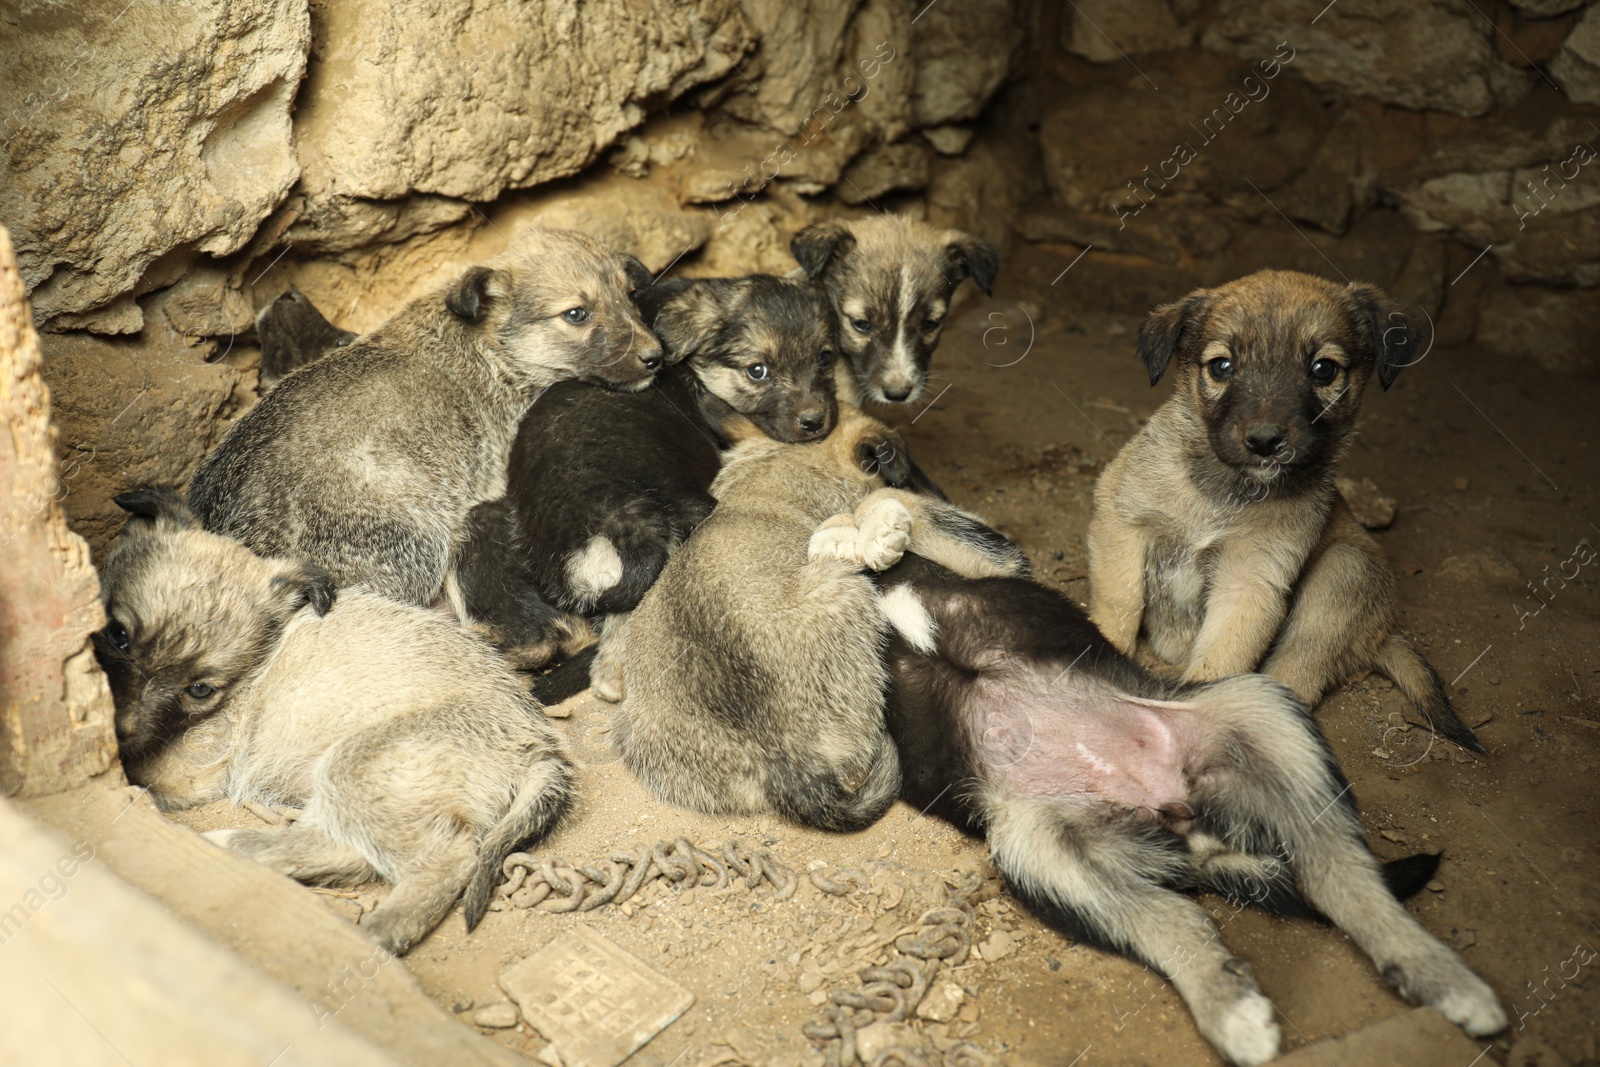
[1244,424,1286,457]
[882,386,912,402]
[639,347,663,372]
[798,411,825,435]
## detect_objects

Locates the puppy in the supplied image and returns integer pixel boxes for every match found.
[873,550,1506,1066]
[453,274,842,653]
[188,228,663,606]
[1088,270,1483,751]
[791,215,999,405]
[592,405,1025,831]
[94,489,573,955]
[255,288,354,387]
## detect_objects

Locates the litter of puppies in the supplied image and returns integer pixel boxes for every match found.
[91,215,1510,1066]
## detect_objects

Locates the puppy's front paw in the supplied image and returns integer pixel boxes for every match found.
[856,497,913,572]
[202,829,238,849]
[1210,990,1281,1066]
[809,514,864,565]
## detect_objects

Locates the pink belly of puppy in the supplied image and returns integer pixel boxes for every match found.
[968,675,1195,820]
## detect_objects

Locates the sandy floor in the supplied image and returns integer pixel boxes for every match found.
[166,237,1600,1067]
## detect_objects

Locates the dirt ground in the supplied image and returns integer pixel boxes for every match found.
[155,232,1600,1067]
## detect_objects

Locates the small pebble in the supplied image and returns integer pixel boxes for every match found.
[1453,477,1470,491]
[472,1002,520,1028]
[1426,880,1444,893]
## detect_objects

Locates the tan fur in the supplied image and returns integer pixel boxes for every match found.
[95,492,572,954]
[1088,270,1482,750]
[591,406,1022,830]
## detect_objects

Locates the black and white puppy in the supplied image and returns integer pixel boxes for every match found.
[791,215,999,405]
[452,274,843,665]
[873,553,1507,1066]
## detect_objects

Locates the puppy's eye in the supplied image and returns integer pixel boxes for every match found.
[922,317,943,332]
[747,363,770,381]
[106,621,131,654]
[1206,357,1235,382]
[334,337,352,348]
[1309,357,1339,383]
[818,348,836,367]
[562,307,590,324]
[850,317,872,334]
[186,683,216,700]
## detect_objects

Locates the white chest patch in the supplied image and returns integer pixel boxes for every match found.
[880,585,938,654]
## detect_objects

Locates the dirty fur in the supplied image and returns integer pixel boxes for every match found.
[188,228,663,606]
[1088,270,1483,751]
[875,551,1507,1066]
[591,406,1024,832]
[791,215,999,405]
[93,489,573,956]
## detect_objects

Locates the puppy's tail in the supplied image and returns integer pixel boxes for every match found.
[766,731,901,833]
[462,753,576,932]
[1375,634,1485,753]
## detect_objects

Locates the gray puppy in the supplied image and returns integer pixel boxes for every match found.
[1089,270,1482,751]
[790,215,999,405]
[592,405,1025,831]
[189,228,663,605]
[93,489,573,955]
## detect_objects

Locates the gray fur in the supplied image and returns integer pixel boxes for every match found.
[188,228,662,605]
[94,490,572,955]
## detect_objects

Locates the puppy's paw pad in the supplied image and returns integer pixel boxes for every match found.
[809,523,864,564]
[858,499,913,571]
[202,829,239,849]
[1213,991,1280,1067]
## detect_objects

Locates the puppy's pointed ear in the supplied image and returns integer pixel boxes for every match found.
[446,266,510,324]
[791,221,856,280]
[944,232,1000,295]
[1137,291,1209,386]
[1346,282,1416,390]
[114,488,199,530]
[621,254,655,294]
[640,278,724,363]
[272,561,337,618]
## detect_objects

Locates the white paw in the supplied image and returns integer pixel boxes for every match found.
[857,498,913,572]
[1213,991,1281,1067]
[1433,976,1508,1037]
[808,523,863,565]
[202,829,238,849]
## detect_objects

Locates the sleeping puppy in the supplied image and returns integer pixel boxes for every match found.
[872,549,1506,1066]
[591,405,1026,832]
[450,274,842,665]
[1088,270,1483,751]
[94,490,572,955]
[790,215,999,405]
[255,288,355,387]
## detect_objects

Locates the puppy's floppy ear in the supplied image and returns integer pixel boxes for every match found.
[1346,282,1416,390]
[791,220,857,280]
[1136,291,1210,386]
[445,266,510,324]
[640,278,724,363]
[114,488,199,530]
[620,254,655,294]
[272,561,338,618]
[943,232,1000,295]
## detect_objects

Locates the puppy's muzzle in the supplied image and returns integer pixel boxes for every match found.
[1244,423,1287,458]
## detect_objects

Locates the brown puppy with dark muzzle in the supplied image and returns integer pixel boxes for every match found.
[1088,269,1483,752]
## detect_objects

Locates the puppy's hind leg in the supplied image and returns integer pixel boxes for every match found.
[205,823,377,886]
[361,834,479,955]
[989,796,1281,1066]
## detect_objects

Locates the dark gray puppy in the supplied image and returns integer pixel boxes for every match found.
[188,229,662,605]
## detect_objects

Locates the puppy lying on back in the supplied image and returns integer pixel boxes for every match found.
[94,490,573,955]
[1089,270,1483,751]
[453,274,842,663]
[188,228,663,607]
[791,215,999,405]
[873,551,1506,1066]
[593,405,1026,832]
